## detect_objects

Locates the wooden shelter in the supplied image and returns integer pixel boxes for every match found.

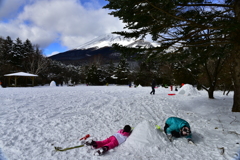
[4,72,38,87]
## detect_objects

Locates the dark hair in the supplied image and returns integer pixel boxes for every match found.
[123,125,131,133]
[181,126,191,134]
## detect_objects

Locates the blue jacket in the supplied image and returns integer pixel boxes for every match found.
[165,117,192,139]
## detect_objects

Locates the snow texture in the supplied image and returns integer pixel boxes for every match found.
[0,85,240,160]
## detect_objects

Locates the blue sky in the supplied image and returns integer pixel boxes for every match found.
[0,0,125,56]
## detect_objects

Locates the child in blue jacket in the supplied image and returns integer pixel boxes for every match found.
[164,117,194,144]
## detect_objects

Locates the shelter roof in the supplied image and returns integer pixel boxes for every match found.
[4,72,38,77]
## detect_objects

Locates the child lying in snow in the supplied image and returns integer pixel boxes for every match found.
[86,125,132,156]
[163,117,194,144]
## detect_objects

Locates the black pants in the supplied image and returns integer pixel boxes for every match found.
[150,87,155,94]
[164,123,169,134]
[164,123,181,138]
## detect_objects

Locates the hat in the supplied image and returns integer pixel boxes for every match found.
[123,125,131,133]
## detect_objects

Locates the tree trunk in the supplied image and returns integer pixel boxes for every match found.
[232,1,240,112]
[226,89,231,96]
[208,86,214,99]
[223,89,226,95]
[232,52,240,112]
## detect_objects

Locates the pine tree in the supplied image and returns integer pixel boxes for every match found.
[104,0,240,112]
[113,58,130,84]
[106,61,116,84]
[0,37,6,77]
[86,64,105,85]
[12,38,24,70]
[23,39,34,65]
[1,36,14,73]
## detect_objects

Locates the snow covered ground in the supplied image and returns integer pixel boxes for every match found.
[0,85,240,160]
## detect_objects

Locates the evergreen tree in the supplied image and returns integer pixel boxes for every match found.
[0,37,6,78]
[12,38,24,70]
[105,61,116,84]
[104,0,240,112]
[22,39,34,69]
[113,58,130,84]
[86,64,105,85]
[1,36,14,73]
[135,62,153,86]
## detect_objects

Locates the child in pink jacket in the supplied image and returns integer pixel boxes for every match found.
[86,125,131,155]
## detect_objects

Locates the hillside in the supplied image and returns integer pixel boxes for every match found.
[49,47,120,65]
[48,34,157,65]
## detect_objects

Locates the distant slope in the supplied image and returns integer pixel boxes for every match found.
[49,47,120,65]
[76,34,135,50]
[49,34,159,65]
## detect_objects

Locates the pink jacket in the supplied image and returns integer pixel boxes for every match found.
[113,129,131,145]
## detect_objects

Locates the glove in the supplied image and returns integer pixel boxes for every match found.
[188,139,194,144]
[167,134,173,142]
[80,134,90,140]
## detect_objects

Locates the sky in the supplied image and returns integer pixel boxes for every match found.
[0,0,126,56]
[0,84,240,159]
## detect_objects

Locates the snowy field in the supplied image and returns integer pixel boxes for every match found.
[0,85,240,160]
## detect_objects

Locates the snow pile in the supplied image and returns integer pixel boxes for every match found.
[125,120,162,149]
[177,84,199,96]
[50,81,56,87]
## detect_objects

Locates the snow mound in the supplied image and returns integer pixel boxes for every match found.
[177,84,199,96]
[137,84,142,88]
[125,120,162,149]
[50,81,56,87]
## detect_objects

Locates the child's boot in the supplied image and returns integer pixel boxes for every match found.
[85,140,97,149]
[94,146,109,156]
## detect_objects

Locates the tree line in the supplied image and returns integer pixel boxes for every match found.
[0,36,234,95]
[0,36,165,87]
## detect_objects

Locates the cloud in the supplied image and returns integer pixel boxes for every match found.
[0,21,57,46]
[0,0,37,20]
[0,0,125,51]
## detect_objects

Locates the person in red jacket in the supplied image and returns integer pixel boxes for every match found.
[86,125,132,156]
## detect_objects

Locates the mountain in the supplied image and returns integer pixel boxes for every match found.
[76,34,135,49]
[49,34,158,65]
[49,46,120,66]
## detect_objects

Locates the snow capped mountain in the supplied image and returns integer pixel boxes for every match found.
[76,34,159,50]
[126,39,155,48]
[49,34,161,65]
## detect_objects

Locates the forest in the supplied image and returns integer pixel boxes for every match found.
[0,35,233,100]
